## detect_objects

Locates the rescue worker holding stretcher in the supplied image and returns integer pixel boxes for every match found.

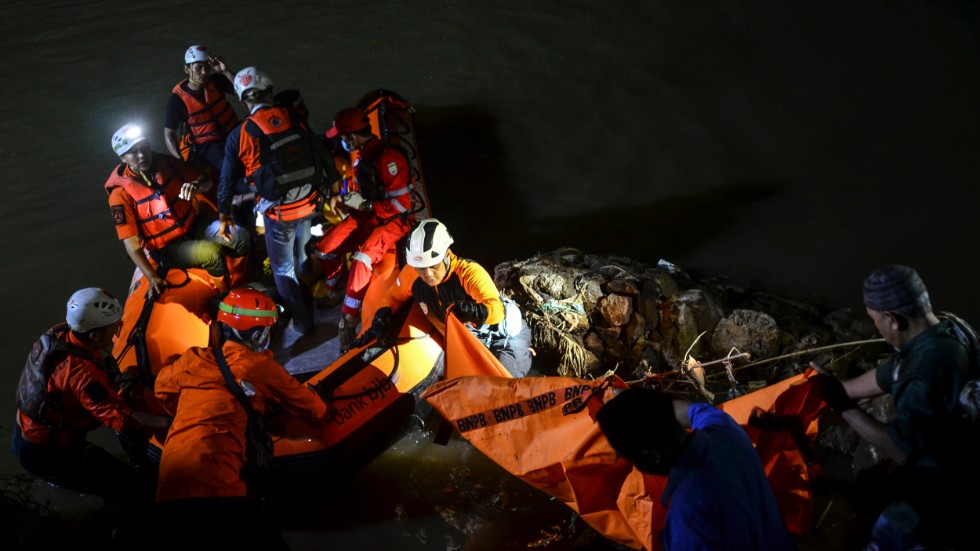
[354,218,533,377]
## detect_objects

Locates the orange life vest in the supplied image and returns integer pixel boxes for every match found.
[172,79,239,144]
[105,157,196,251]
[240,106,323,222]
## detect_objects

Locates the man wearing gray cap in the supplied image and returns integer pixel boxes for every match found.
[813,265,977,550]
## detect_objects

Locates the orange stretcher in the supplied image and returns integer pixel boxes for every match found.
[422,370,827,550]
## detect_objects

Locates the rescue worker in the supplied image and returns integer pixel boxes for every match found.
[812,265,979,550]
[106,123,251,296]
[163,45,240,179]
[354,219,533,376]
[12,287,171,506]
[315,106,417,349]
[154,288,328,550]
[219,67,336,335]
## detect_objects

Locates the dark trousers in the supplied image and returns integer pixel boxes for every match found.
[11,424,147,502]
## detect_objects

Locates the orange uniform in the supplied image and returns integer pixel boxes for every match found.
[381,250,504,335]
[105,154,201,250]
[16,326,132,448]
[154,341,327,501]
[315,138,415,316]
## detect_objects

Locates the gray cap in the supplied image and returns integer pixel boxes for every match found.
[862,265,928,311]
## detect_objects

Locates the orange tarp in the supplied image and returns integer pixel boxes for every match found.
[444,314,512,379]
[422,371,825,550]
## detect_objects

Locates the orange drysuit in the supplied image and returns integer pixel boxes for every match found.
[380,250,504,336]
[154,340,327,501]
[315,138,413,317]
[16,326,132,448]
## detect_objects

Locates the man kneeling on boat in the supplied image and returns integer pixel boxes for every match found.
[154,288,329,549]
[352,218,533,377]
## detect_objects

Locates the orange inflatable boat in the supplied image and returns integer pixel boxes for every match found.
[111,89,508,476]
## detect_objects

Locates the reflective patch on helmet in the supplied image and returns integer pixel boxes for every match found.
[111,205,126,225]
[387,161,398,176]
[83,381,110,403]
[269,116,283,128]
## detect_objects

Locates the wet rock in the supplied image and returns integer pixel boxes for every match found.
[598,294,633,327]
[659,289,723,365]
[710,309,783,361]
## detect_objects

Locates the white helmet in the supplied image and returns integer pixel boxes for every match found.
[184,44,210,64]
[406,219,454,268]
[111,123,146,155]
[233,66,273,100]
[66,288,123,333]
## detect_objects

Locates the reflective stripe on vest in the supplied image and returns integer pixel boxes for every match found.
[105,157,195,250]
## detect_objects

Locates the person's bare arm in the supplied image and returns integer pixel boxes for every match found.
[673,399,691,428]
[843,368,886,400]
[122,235,167,296]
[840,407,908,464]
[164,127,182,159]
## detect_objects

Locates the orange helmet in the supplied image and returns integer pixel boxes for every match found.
[217,289,278,330]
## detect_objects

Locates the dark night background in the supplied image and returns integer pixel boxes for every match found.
[1,0,978,547]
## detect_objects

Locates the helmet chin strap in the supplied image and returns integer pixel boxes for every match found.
[230,326,272,352]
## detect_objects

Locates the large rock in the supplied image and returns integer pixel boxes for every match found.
[710,309,783,361]
[659,289,723,366]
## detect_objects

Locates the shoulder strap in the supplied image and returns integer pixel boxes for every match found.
[213,344,256,415]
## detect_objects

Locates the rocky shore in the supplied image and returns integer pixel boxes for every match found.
[494,248,902,549]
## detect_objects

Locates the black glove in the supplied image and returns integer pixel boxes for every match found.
[350,307,392,349]
[454,301,488,325]
[814,372,857,413]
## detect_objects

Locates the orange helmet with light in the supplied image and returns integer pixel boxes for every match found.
[217,288,278,330]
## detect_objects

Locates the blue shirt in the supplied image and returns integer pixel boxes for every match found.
[660,403,798,551]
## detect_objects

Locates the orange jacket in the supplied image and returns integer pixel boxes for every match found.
[354,139,413,221]
[172,79,240,144]
[382,251,504,335]
[238,105,323,221]
[104,155,199,251]
[16,326,133,448]
[154,340,327,501]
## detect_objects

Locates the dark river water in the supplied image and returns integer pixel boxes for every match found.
[2,1,979,549]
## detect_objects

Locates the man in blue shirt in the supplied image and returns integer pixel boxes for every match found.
[596,387,798,551]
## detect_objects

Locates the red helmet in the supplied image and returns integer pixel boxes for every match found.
[217,289,278,330]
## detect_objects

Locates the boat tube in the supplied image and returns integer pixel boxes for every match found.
[110,90,501,478]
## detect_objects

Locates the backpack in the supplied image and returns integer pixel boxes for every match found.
[245,108,324,202]
[16,323,100,427]
[474,298,526,341]
[942,312,980,421]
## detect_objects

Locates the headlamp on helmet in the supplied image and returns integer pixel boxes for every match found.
[111,123,146,155]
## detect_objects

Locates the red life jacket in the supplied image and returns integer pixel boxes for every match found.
[105,156,196,251]
[355,139,414,221]
[172,79,240,144]
[241,106,323,221]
